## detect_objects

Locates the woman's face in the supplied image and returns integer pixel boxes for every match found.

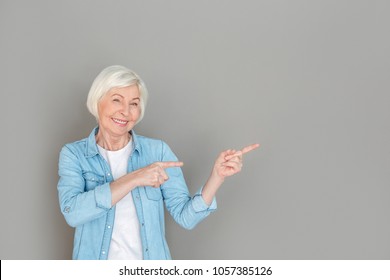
[97,85,141,138]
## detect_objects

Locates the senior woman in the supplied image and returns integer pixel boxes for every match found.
[57,65,259,260]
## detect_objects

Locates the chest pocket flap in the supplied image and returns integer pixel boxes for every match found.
[144,186,162,201]
[82,171,105,190]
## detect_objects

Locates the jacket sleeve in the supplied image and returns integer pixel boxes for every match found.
[57,145,112,227]
[160,141,217,230]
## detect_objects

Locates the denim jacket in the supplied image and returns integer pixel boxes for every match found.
[57,127,217,260]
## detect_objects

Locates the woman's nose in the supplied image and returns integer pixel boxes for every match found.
[120,104,131,116]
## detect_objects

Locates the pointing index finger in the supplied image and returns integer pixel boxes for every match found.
[224,143,260,160]
[240,143,260,155]
[158,161,184,169]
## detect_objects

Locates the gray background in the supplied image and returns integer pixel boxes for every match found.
[1,0,389,259]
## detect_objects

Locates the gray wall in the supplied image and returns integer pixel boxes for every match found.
[1,0,389,259]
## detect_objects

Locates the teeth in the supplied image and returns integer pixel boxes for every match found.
[113,118,127,124]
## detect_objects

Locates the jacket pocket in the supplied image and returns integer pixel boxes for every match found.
[82,171,105,190]
[144,186,162,201]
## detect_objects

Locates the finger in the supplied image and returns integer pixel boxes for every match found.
[157,161,184,169]
[161,170,169,181]
[152,175,166,188]
[224,152,242,163]
[223,144,260,161]
[224,151,243,161]
[221,161,242,171]
[229,158,242,166]
[240,143,260,155]
[158,175,166,184]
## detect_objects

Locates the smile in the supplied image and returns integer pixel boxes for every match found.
[112,118,128,126]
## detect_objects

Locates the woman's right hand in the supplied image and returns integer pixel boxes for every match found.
[110,161,183,206]
[130,161,184,188]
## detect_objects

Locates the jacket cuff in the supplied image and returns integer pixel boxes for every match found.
[192,187,217,212]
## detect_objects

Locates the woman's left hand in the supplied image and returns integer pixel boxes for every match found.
[201,143,260,205]
[212,143,260,180]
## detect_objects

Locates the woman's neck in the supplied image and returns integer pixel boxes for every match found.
[95,129,131,151]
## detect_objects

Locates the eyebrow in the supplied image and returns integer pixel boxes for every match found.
[111,93,140,101]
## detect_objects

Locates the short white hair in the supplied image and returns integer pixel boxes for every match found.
[86,65,148,123]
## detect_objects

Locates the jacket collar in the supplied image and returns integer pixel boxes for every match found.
[85,126,141,158]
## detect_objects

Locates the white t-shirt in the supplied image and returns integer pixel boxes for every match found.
[98,140,143,260]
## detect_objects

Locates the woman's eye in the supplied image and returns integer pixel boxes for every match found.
[130,103,139,107]
[113,99,120,102]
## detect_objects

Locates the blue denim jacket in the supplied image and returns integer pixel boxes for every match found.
[57,127,217,260]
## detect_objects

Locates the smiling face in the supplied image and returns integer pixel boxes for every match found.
[97,84,141,139]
